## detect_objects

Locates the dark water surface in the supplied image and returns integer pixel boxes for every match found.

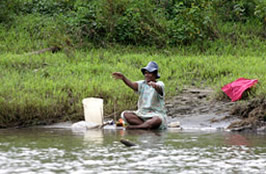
[0,124,266,174]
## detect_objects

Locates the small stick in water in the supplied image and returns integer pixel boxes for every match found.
[120,139,137,147]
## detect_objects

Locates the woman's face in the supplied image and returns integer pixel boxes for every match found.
[144,71,156,82]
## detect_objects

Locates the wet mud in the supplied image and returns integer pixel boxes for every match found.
[165,87,266,131]
[228,97,266,131]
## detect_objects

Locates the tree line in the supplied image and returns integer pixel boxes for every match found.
[0,0,265,47]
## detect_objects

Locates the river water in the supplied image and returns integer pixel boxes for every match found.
[0,122,266,174]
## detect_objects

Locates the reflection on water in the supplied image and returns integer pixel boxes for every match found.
[0,126,265,174]
[83,130,104,144]
[225,133,252,146]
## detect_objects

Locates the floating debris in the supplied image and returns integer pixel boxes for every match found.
[120,139,137,147]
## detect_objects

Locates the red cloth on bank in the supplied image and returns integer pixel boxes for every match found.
[221,78,258,102]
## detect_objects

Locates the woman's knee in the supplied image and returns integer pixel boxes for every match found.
[123,112,139,122]
[151,116,162,127]
[123,112,132,120]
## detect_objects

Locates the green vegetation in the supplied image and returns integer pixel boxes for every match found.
[0,0,265,127]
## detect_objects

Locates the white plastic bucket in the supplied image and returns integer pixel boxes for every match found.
[82,98,103,125]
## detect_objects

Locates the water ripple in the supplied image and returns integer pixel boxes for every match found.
[0,129,265,174]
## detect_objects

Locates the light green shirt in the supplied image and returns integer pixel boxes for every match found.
[134,80,168,129]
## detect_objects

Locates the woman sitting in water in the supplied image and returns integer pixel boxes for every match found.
[112,61,168,130]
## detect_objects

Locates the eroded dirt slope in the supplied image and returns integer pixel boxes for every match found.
[165,87,266,131]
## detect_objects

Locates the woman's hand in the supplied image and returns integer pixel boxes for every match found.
[148,81,163,96]
[112,72,138,91]
[112,72,124,80]
[148,81,157,88]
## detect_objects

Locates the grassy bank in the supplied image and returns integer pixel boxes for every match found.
[0,47,265,127]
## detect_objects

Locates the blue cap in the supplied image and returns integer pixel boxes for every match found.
[141,61,160,79]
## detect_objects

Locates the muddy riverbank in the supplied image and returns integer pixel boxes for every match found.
[165,87,266,131]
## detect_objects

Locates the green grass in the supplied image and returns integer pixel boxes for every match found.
[0,12,265,127]
[0,48,265,127]
[0,14,68,54]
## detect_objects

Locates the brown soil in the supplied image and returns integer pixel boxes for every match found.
[228,97,266,131]
[165,87,266,131]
